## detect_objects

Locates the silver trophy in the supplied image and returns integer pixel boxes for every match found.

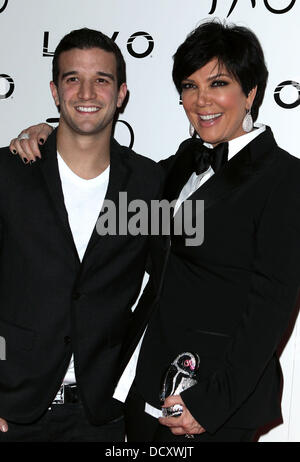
[160,352,200,418]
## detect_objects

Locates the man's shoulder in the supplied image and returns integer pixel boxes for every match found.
[111,138,162,175]
[0,144,44,189]
[111,139,164,197]
[0,145,22,172]
[0,145,13,158]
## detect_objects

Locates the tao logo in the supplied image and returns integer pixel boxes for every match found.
[274,81,300,109]
[0,74,14,99]
[126,31,154,58]
[43,31,154,59]
[0,0,8,14]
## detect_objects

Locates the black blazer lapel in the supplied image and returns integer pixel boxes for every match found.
[196,127,278,211]
[163,140,196,204]
[192,142,253,212]
[38,129,79,260]
[176,127,278,216]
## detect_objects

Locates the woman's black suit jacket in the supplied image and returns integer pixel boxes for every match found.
[125,127,300,434]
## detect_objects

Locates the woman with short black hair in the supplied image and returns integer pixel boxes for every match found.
[124,20,300,442]
[9,20,300,443]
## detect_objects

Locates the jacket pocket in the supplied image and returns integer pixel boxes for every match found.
[186,327,231,358]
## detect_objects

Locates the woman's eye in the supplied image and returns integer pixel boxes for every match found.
[211,80,228,87]
[181,83,196,90]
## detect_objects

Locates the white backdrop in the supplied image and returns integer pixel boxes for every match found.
[0,0,299,442]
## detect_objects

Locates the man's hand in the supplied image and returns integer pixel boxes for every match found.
[0,417,8,432]
[9,123,53,163]
[159,395,205,437]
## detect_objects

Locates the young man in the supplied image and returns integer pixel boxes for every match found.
[0,28,162,442]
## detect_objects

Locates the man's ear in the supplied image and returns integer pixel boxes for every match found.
[50,81,60,107]
[117,82,128,109]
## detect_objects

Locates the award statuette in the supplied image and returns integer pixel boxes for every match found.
[160,352,200,418]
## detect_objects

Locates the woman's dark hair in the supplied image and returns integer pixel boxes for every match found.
[172,20,268,121]
[52,28,126,89]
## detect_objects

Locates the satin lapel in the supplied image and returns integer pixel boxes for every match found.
[82,139,131,261]
[163,144,195,203]
[38,129,79,259]
[182,127,278,214]
[193,143,253,211]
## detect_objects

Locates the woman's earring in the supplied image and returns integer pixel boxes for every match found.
[189,122,195,137]
[242,109,253,133]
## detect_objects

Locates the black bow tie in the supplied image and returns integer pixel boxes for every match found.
[164,138,229,204]
[194,141,228,175]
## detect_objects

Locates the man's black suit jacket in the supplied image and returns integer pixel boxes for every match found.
[0,129,162,425]
[125,127,300,434]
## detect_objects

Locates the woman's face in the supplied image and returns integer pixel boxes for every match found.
[181,58,257,146]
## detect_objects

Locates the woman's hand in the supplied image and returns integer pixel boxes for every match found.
[9,123,54,163]
[159,394,206,437]
[0,417,8,432]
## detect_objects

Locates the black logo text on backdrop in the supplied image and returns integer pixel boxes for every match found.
[43,31,154,59]
[274,81,300,109]
[209,0,296,17]
[0,0,8,14]
[0,74,14,99]
[126,32,154,58]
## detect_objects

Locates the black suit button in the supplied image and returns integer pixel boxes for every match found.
[64,336,71,345]
[72,292,81,300]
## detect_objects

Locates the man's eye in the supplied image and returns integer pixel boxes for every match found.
[66,77,78,83]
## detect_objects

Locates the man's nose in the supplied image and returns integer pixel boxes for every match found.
[78,81,96,100]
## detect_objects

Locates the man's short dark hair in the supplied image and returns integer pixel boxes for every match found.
[52,28,126,89]
[172,20,268,122]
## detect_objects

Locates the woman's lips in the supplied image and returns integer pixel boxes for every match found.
[197,112,222,126]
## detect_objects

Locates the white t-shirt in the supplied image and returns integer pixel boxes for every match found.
[57,152,110,384]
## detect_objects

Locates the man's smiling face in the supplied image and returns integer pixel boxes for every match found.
[50,47,127,137]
